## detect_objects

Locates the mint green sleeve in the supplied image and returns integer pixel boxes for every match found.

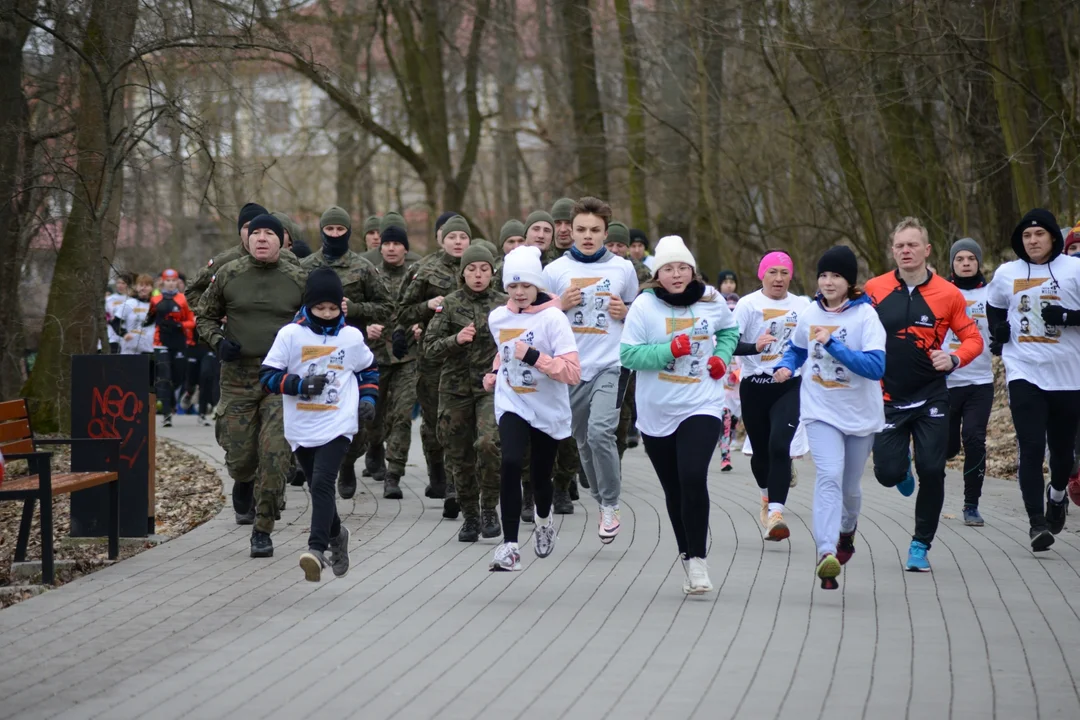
[620,342,675,371]
[711,326,739,365]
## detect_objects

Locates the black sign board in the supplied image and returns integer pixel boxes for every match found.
[70,354,154,537]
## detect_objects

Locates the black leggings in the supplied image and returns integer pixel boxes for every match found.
[499,413,560,543]
[739,374,800,505]
[1008,380,1080,519]
[946,383,993,506]
[642,415,722,559]
[154,347,188,415]
[294,436,350,551]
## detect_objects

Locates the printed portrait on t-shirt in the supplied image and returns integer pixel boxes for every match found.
[594,296,605,311]
[768,321,778,337]
[1020,317,1031,334]
[306,363,318,377]
[691,341,702,356]
[573,311,584,326]
[596,313,607,329]
[1047,324,1061,338]
[325,388,339,404]
[567,274,622,335]
[812,343,824,360]
[688,360,701,377]
[812,363,821,377]
[325,370,337,384]
[521,369,535,387]
[664,359,676,372]
[502,345,511,364]
[1019,294,1032,313]
[835,367,848,383]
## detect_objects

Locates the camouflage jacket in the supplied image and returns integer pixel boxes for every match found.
[301,249,393,329]
[188,243,300,308]
[195,254,306,362]
[424,285,507,397]
[393,251,460,343]
[631,257,652,284]
[361,247,423,266]
[371,258,420,365]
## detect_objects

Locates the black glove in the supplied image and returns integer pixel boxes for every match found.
[299,374,328,397]
[357,399,377,423]
[158,315,181,329]
[216,338,243,362]
[108,316,124,336]
[392,329,408,359]
[1042,304,1080,327]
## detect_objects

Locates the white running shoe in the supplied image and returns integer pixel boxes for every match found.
[686,557,712,594]
[534,517,557,558]
[598,505,620,544]
[489,542,521,572]
[680,555,691,593]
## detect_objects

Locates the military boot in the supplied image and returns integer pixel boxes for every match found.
[521,484,535,524]
[443,476,460,519]
[458,516,481,542]
[364,444,387,482]
[481,508,501,539]
[553,489,574,515]
[383,471,403,500]
[250,530,273,558]
[288,467,306,487]
[568,481,579,501]
[425,464,447,499]
[338,461,358,500]
[233,481,255,525]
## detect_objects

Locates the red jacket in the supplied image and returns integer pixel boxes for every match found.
[149,292,196,349]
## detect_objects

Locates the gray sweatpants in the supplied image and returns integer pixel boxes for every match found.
[569,366,622,508]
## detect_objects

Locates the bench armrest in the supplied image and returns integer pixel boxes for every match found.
[35,438,120,470]
[2,451,53,462]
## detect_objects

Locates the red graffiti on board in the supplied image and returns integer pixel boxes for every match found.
[88,385,146,469]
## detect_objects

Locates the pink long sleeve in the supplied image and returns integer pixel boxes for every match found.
[535,351,581,386]
[491,353,501,372]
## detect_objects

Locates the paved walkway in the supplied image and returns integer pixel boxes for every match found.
[2,417,1080,719]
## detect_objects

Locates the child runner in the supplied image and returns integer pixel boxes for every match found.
[944,238,993,527]
[717,270,738,296]
[620,236,738,594]
[987,209,1080,551]
[719,292,742,471]
[486,246,581,571]
[732,251,810,540]
[260,267,379,581]
[542,197,639,544]
[773,246,886,590]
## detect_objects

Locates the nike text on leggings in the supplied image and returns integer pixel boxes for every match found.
[739,374,800,505]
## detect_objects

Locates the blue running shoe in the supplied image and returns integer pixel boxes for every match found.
[963,505,984,527]
[897,465,916,497]
[905,540,931,572]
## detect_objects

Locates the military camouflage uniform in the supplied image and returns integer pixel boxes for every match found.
[424,282,506,518]
[195,254,306,534]
[361,247,422,266]
[393,251,461,486]
[616,257,652,457]
[367,257,421,478]
[302,249,394,467]
[189,243,301,307]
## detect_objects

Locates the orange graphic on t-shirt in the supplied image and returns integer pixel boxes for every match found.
[809,325,840,336]
[570,277,602,289]
[665,318,695,334]
[498,328,525,343]
[1013,278,1048,294]
[762,308,790,321]
[301,346,336,363]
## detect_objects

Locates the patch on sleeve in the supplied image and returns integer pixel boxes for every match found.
[207,258,214,268]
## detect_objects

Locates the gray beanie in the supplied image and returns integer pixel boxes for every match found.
[950,238,983,268]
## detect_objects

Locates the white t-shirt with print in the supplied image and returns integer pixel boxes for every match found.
[733,290,811,377]
[119,297,155,354]
[542,254,640,382]
[622,289,738,437]
[944,285,993,388]
[488,305,578,440]
[792,300,886,437]
[987,254,1080,391]
[106,293,128,344]
[263,323,375,451]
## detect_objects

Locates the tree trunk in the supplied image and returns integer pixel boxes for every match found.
[655,3,693,240]
[558,0,609,199]
[693,0,724,278]
[496,0,521,219]
[614,0,648,230]
[0,0,33,401]
[23,0,138,431]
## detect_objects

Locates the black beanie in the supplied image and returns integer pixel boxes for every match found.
[247,213,284,244]
[629,228,649,250]
[291,238,312,259]
[381,225,409,251]
[1011,208,1064,263]
[817,245,859,287]
[435,211,457,234]
[717,269,738,287]
[238,202,269,235]
[304,267,344,312]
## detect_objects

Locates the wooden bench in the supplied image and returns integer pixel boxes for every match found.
[0,398,120,585]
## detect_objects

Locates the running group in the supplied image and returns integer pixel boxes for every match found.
[140,197,1080,592]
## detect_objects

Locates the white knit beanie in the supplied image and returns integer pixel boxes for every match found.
[502,245,547,291]
[651,235,696,271]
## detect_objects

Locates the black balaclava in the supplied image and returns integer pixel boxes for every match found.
[304,267,344,330]
[319,206,353,263]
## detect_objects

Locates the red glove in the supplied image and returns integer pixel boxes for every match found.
[670,334,691,358]
[707,356,726,380]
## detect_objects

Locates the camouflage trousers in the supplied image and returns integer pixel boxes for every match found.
[215,361,290,534]
[367,361,418,476]
[437,393,500,518]
[616,373,639,459]
[523,436,578,495]
[417,358,444,473]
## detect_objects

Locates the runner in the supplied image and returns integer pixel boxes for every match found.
[717,270,738,295]
[486,246,581,571]
[261,267,378,581]
[944,238,993,527]
[542,197,639,544]
[732,250,809,540]
[987,209,1080,551]
[145,268,196,427]
[719,292,741,471]
[118,274,156,355]
[773,246,886,589]
[864,217,983,571]
[620,236,738,594]
[628,229,654,272]
[105,275,131,354]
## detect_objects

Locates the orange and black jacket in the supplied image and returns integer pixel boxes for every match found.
[864,270,984,405]
[146,291,196,351]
